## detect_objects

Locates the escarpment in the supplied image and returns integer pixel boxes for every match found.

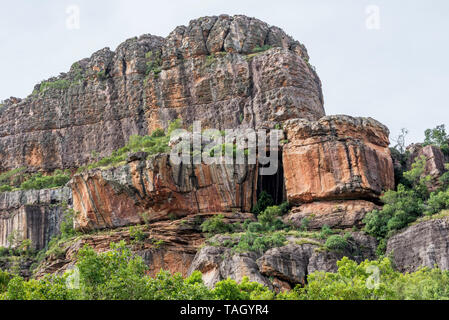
[0,14,324,174]
[7,14,446,289]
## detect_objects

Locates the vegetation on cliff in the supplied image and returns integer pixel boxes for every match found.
[2,241,449,300]
[0,169,70,192]
[364,125,449,255]
[77,119,182,172]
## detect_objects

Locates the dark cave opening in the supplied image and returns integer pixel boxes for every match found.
[256,151,286,205]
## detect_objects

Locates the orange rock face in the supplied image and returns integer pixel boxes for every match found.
[71,154,257,231]
[282,115,395,205]
[284,200,379,230]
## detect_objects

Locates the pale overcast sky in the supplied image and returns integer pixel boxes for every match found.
[1,0,448,144]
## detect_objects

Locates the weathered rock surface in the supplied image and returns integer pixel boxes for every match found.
[34,212,252,278]
[0,187,72,250]
[285,200,379,230]
[407,144,447,190]
[282,115,394,204]
[386,216,449,273]
[70,154,257,231]
[0,15,324,174]
[188,232,377,290]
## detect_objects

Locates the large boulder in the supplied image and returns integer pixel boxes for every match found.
[70,154,257,231]
[188,232,377,290]
[282,115,395,204]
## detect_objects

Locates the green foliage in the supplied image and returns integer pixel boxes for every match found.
[145,50,163,79]
[439,164,449,190]
[212,277,274,300]
[4,244,449,300]
[0,185,13,192]
[201,214,234,236]
[319,224,334,239]
[96,70,108,81]
[1,168,70,193]
[129,226,146,243]
[251,45,272,53]
[324,235,348,252]
[233,231,286,254]
[424,124,449,155]
[364,185,424,240]
[79,119,182,172]
[425,189,449,215]
[296,257,449,300]
[39,79,71,93]
[0,270,13,294]
[0,167,26,192]
[252,191,274,215]
[20,170,71,191]
[402,155,431,199]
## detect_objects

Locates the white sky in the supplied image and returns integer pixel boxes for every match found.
[1,0,448,144]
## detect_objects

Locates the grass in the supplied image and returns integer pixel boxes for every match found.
[77,119,182,173]
[0,168,70,193]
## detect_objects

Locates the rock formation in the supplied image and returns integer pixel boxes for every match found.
[386,216,449,273]
[0,188,71,250]
[0,15,324,174]
[188,232,377,290]
[70,154,257,231]
[3,15,429,290]
[282,115,394,229]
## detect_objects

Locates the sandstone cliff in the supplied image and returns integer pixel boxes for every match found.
[0,15,324,174]
[7,15,441,291]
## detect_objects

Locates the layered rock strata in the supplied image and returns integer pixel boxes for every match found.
[386,216,449,273]
[281,115,395,229]
[70,154,257,231]
[0,15,324,174]
[0,187,72,250]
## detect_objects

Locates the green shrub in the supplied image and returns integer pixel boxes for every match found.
[252,191,273,215]
[80,119,182,172]
[364,185,424,240]
[319,225,334,239]
[424,124,449,155]
[324,235,348,252]
[129,226,146,243]
[251,45,272,53]
[425,189,449,215]
[233,231,286,254]
[39,79,71,93]
[201,214,234,235]
[20,170,70,191]
[0,270,13,294]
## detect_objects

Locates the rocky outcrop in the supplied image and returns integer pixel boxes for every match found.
[70,154,257,231]
[0,15,324,174]
[34,212,253,278]
[280,115,394,230]
[282,115,394,204]
[284,200,379,230]
[188,232,377,290]
[406,144,447,190]
[386,216,449,273]
[0,188,72,250]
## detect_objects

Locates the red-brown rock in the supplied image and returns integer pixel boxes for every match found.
[282,115,395,205]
